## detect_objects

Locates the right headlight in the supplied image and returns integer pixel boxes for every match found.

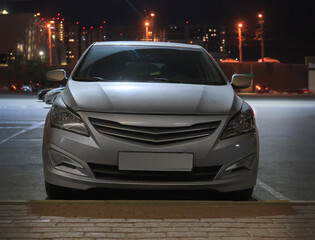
[50,96,89,136]
[221,102,255,139]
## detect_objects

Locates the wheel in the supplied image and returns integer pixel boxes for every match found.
[225,188,253,201]
[45,182,72,199]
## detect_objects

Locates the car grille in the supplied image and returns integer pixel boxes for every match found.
[88,163,221,182]
[89,118,221,144]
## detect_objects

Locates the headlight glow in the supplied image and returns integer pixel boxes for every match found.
[50,96,89,136]
[221,102,255,139]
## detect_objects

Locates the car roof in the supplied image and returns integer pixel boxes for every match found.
[93,41,202,49]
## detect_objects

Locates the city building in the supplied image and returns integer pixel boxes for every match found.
[164,24,228,61]
[0,13,42,65]
[0,12,229,66]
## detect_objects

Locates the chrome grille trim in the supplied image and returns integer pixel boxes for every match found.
[90,118,221,144]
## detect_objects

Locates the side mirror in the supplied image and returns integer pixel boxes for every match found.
[46,69,67,82]
[231,74,252,89]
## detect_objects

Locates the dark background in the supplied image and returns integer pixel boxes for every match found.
[1,0,314,63]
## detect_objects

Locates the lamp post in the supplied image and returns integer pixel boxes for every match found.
[145,22,149,41]
[258,13,265,62]
[238,23,243,62]
[47,24,52,65]
[150,13,155,41]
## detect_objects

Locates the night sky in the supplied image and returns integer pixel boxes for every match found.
[1,0,315,63]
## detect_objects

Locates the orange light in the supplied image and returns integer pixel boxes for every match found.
[258,13,263,18]
[36,12,40,16]
[47,24,51,28]
[12,85,16,91]
[150,13,155,17]
[255,85,262,91]
[238,23,243,28]
[145,22,149,26]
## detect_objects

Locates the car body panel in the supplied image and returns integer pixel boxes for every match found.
[62,81,235,115]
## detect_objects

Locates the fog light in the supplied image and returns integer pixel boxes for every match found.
[49,149,89,176]
[225,154,255,172]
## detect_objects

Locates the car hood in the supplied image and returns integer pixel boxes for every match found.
[62,80,241,115]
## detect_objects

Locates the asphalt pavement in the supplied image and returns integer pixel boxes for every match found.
[0,93,314,200]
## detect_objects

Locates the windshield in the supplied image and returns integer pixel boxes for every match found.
[73,45,227,85]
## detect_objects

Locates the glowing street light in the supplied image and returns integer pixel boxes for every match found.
[47,24,52,65]
[150,13,155,17]
[145,22,150,41]
[39,51,44,61]
[258,13,265,62]
[237,22,243,62]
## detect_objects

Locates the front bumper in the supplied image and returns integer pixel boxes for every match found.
[42,111,259,193]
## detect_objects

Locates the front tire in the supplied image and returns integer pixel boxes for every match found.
[45,182,72,199]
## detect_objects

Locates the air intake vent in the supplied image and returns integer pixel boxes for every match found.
[88,163,221,182]
[90,118,221,144]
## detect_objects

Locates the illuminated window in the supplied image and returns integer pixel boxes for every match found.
[69,39,75,42]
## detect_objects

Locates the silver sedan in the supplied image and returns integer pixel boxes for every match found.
[44,87,65,104]
[43,41,259,200]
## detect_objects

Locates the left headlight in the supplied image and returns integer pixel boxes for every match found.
[50,96,89,136]
[221,101,255,139]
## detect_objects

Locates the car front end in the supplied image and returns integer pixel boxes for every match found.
[42,42,259,199]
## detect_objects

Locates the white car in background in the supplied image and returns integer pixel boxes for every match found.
[44,87,65,104]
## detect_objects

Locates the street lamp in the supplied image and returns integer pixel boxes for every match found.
[150,12,155,41]
[47,24,52,66]
[145,21,149,41]
[39,51,44,61]
[258,13,265,62]
[237,23,243,62]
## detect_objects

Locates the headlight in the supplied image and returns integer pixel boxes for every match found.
[50,96,89,136]
[221,102,255,139]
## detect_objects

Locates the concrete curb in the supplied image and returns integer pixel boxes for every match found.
[1,200,315,204]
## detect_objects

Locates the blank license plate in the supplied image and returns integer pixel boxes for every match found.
[118,152,193,172]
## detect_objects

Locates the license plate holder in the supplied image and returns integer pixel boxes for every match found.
[118,152,193,172]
